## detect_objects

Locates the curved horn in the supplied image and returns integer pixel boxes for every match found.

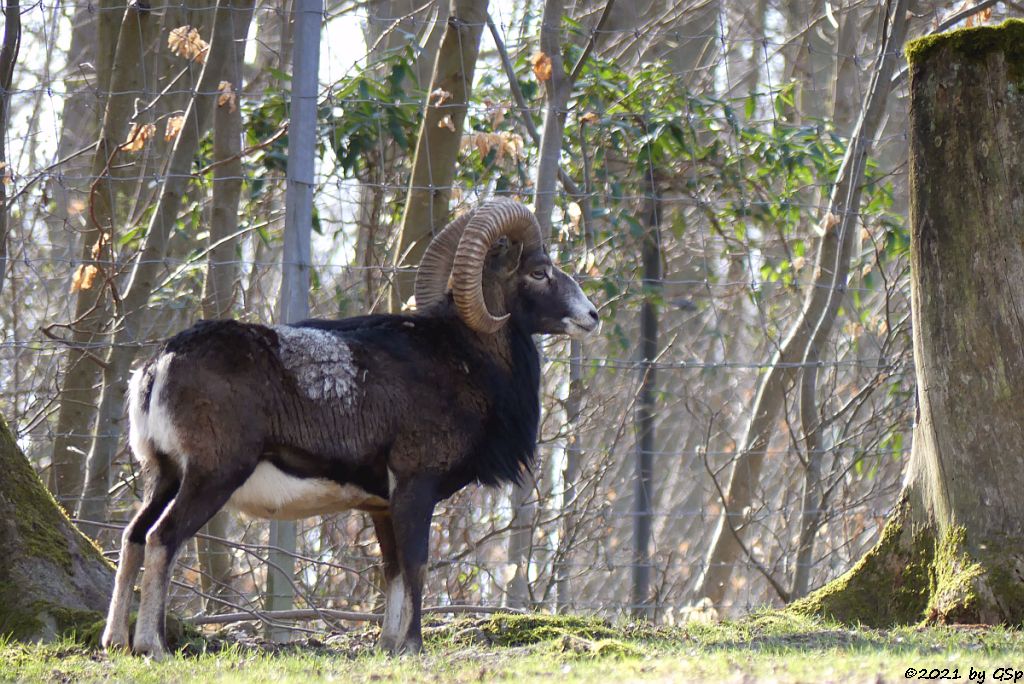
[451,199,543,334]
[414,210,476,310]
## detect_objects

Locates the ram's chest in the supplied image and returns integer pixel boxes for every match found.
[226,462,387,520]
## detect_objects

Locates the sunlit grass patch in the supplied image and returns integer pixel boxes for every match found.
[3,611,1024,683]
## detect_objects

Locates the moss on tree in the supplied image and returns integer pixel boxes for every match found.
[0,417,113,641]
[905,19,1024,80]
[789,497,1024,627]
[788,496,930,627]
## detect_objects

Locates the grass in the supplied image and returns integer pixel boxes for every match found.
[3,611,1024,683]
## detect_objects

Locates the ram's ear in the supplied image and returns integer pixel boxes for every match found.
[496,240,524,276]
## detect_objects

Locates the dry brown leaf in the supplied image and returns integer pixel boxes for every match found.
[474,133,490,157]
[965,6,993,26]
[580,111,599,125]
[168,26,209,64]
[0,162,9,187]
[531,52,552,82]
[577,251,596,275]
[490,106,506,128]
[217,81,237,112]
[68,199,86,217]
[89,233,110,260]
[122,123,156,152]
[500,132,524,161]
[164,115,185,142]
[461,131,525,164]
[792,255,806,271]
[70,264,99,293]
[438,114,456,132]
[813,211,839,237]
[566,201,582,235]
[430,88,452,106]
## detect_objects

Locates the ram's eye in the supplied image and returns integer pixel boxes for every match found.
[530,269,548,281]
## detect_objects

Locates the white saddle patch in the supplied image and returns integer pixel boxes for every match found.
[274,325,359,403]
[226,462,387,520]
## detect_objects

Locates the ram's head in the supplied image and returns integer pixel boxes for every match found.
[415,200,599,337]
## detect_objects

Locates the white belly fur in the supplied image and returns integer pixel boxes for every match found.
[226,462,387,520]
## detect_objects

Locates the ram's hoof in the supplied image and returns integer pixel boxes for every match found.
[131,637,168,661]
[376,634,399,655]
[376,635,422,656]
[100,626,130,651]
[401,637,423,655]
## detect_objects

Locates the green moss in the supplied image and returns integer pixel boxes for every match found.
[0,417,113,643]
[551,634,643,659]
[0,418,74,572]
[788,494,1024,627]
[0,582,44,639]
[905,19,1024,81]
[0,595,103,643]
[927,527,984,623]
[788,496,933,627]
[40,606,106,642]
[469,613,618,647]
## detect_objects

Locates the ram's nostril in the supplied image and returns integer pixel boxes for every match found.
[588,309,599,322]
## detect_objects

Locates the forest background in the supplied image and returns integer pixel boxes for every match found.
[0,0,997,633]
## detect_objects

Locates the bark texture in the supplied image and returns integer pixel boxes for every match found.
[0,417,113,640]
[791,20,1024,625]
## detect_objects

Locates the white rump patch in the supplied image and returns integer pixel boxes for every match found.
[226,462,387,520]
[129,353,187,471]
[274,326,358,403]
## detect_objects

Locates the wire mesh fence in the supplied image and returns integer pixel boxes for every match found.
[1,0,987,635]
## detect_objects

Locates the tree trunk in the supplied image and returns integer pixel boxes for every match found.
[0,0,20,300]
[790,20,1024,626]
[0,417,113,640]
[631,167,661,619]
[44,1,102,251]
[388,0,489,313]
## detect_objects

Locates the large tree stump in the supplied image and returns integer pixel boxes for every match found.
[0,417,112,639]
[791,20,1024,625]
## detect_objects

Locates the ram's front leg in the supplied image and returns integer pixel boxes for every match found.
[372,512,405,653]
[384,476,437,654]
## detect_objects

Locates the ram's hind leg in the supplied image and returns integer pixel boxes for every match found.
[132,461,251,659]
[102,457,180,651]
